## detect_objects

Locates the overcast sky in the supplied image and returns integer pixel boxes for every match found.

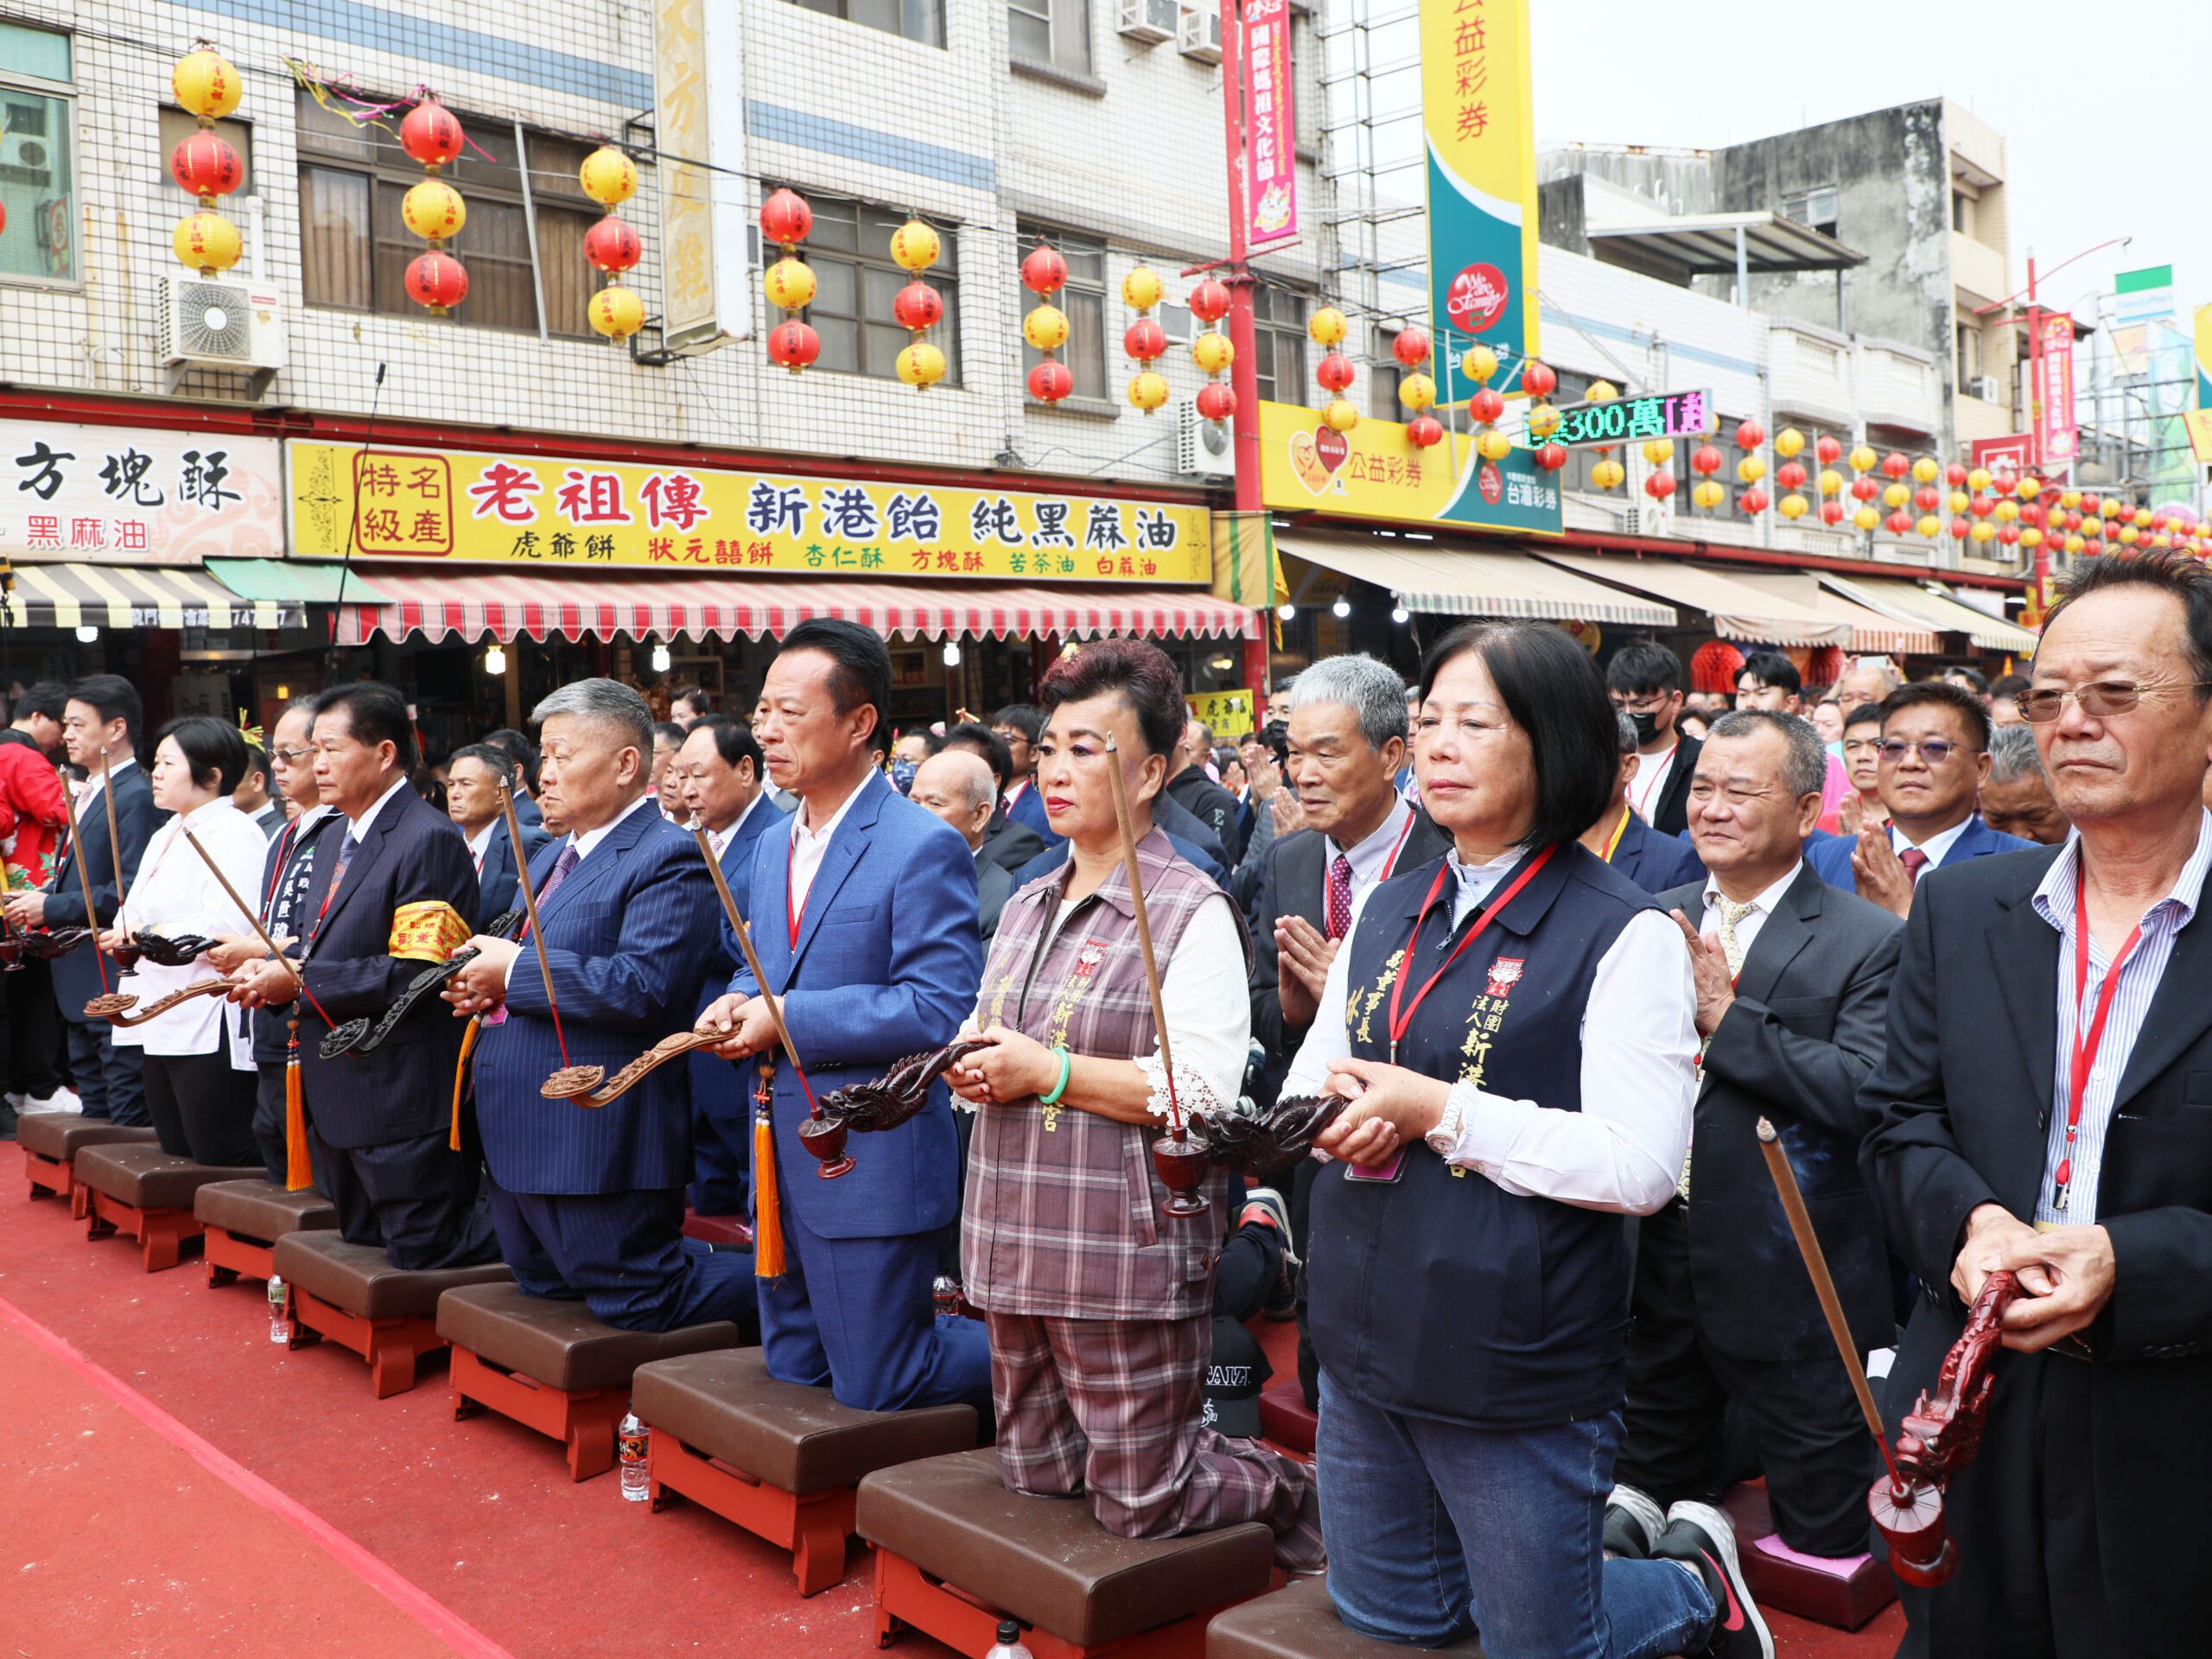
[1527,1,2206,331]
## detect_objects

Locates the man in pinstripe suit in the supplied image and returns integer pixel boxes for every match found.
[447,680,752,1334]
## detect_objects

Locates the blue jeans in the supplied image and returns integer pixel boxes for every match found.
[1317,1372,1714,1659]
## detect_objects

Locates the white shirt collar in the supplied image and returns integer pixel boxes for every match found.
[2032,809,2212,933]
[792,773,871,853]
[1704,859,1803,918]
[1328,795,1414,889]
[179,796,238,830]
[462,820,497,863]
[346,775,411,842]
[81,753,137,794]
[1445,844,1525,920]
[570,791,655,862]
[1892,815,1974,867]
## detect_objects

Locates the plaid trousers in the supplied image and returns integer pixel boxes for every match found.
[986,1309,1326,1571]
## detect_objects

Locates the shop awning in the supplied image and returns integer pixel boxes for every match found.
[1276,530,1675,626]
[331,570,1260,646]
[2,562,302,632]
[1536,552,1852,647]
[1820,575,2039,654]
[1721,573,1941,656]
[204,557,394,608]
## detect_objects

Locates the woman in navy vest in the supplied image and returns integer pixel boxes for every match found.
[1287,621,1772,1659]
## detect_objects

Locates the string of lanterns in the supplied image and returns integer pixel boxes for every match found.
[396,95,467,315]
[760,188,819,373]
[169,44,246,277]
[1190,279,1235,427]
[1125,267,1170,414]
[1309,307,1357,433]
[1022,243,1073,404]
[579,145,645,340]
[889,218,948,391]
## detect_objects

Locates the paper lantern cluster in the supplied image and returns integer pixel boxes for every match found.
[394,96,468,315]
[1582,381,1624,489]
[759,188,819,373]
[1309,306,1357,434]
[1021,243,1074,404]
[1124,266,1170,415]
[579,145,645,340]
[1189,278,1235,427]
[169,45,245,276]
[887,218,947,391]
[1393,327,1442,449]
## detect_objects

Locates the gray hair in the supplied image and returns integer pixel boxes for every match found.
[1706,709,1827,799]
[1987,722,2046,785]
[1284,653,1410,752]
[1613,709,1638,755]
[530,677,653,757]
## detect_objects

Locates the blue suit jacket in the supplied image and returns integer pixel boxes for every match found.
[474,803,718,1193]
[473,817,550,933]
[690,792,791,1120]
[1807,814,2033,894]
[1611,813,1706,897]
[512,788,544,830]
[1006,781,1061,848]
[47,763,162,1021]
[729,772,981,1240]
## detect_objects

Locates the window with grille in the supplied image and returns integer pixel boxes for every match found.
[1019,225,1105,401]
[1781,185,1838,239]
[782,192,962,384]
[1251,283,1307,404]
[795,0,944,46]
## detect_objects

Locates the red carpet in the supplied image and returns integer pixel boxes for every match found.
[0,1141,1900,1656]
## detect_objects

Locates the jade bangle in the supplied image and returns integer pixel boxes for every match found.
[1039,1046,1072,1107]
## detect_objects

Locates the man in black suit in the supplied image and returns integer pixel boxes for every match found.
[910,748,1015,938]
[1605,641,1701,837]
[1610,710,1901,1561]
[1580,709,1706,895]
[229,683,494,1270]
[1862,552,2212,1656]
[5,677,160,1126]
[483,728,544,830]
[1165,717,1244,864]
[446,742,548,931]
[942,721,1045,875]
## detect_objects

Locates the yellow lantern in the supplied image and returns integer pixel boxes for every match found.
[588,283,646,340]
[578,145,639,208]
[1917,514,1942,538]
[1525,403,1561,438]
[1121,265,1164,313]
[1587,380,1618,403]
[1192,331,1235,374]
[173,208,242,274]
[1911,456,1940,484]
[2133,507,2154,528]
[1307,305,1348,347]
[2060,490,2082,510]
[1970,519,1997,544]
[1993,498,2019,523]
[2021,525,2045,549]
[173,48,243,123]
[1854,505,1881,532]
[1737,455,1767,485]
[1884,483,1909,510]
[1642,438,1675,467]
[763,256,817,312]
[1475,428,1514,462]
[1128,370,1171,413]
[1774,428,1805,459]
[1460,344,1498,383]
[401,179,467,242]
[1022,303,1071,353]
[1948,490,1970,514]
[2016,475,2041,500]
[1818,469,1844,496]
[1591,457,1625,490]
[2117,524,2140,545]
[1849,445,1878,474]
[1967,467,1993,493]
[1323,397,1361,434]
[1398,372,1437,412]
[2101,498,2122,518]
[2065,533,2086,555]
[1780,493,1809,520]
[1692,480,1726,512]
[897,340,949,391]
[889,218,941,273]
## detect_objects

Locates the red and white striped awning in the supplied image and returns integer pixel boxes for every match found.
[333,569,1259,645]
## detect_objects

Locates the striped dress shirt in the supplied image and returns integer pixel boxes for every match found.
[2031,810,2212,1225]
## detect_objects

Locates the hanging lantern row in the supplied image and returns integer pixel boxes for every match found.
[168,44,245,276]
[1022,242,1073,404]
[1124,265,1169,415]
[391,95,467,315]
[579,144,645,340]
[1190,277,1235,428]
[1304,305,1357,435]
[887,216,946,391]
[759,188,820,373]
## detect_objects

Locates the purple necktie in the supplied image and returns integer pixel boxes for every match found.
[537,841,581,904]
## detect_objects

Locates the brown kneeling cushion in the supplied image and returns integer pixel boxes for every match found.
[16,1117,157,1162]
[274,1231,512,1319]
[859,1446,1276,1647]
[73,1143,262,1207]
[194,1179,337,1240]
[632,1349,976,1493]
[435,1282,741,1392]
[1209,1577,1486,1659]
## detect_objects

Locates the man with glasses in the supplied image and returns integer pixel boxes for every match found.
[1808,681,2030,913]
[1605,642,1700,836]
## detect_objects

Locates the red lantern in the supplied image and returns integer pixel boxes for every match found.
[1992,468,2018,495]
[1028,359,1074,404]
[1127,319,1169,363]
[1914,486,1941,513]
[404,250,468,314]
[1945,462,1969,487]
[583,215,642,275]
[893,281,944,332]
[1850,475,1879,503]
[1735,419,1765,450]
[169,130,244,198]
[2079,493,2101,518]
[398,99,465,169]
[766,318,821,372]
[1644,470,1677,500]
[1775,461,1808,492]
[1407,414,1445,449]
[1949,516,1970,540]
[1820,499,1846,526]
[1196,381,1236,423]
[1690,443,1724,476]
[1392,326,1432,368]
[1815,435,1843,465]
[1690,640,1745,695]
[1020,244,1068,296]
[1968,493,1995,518]
[1739,488,1770,515]
[1881,451,1910,480]
[1534,442,1568,472]
[2019,502,2046,529]
[759,188,813,248]
[1886,509,1913,536]
[1470,387,1506,424]
[1520,360,1557,398]
[2063,512,2083,531]
[1188,278,1231,323]
[1315,350,1356,391]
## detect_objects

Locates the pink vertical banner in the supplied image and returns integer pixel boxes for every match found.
[1243,0,1298,248]
[2038,312,2077,465]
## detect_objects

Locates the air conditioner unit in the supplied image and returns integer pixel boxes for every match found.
[156,275,287,391]
[1178,2,1222,62]
[1117,0,1177,42]
[1967,374,2000,403]
[1177,401,1236,478]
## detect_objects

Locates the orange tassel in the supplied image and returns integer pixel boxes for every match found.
[450,1016,480,1152]
[753,1099,785,1279]
[284,1020,310,1192]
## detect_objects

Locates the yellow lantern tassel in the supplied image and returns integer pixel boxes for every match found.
[284,1020,311,1192]
[450,1016,482,1152]
[753,1060,785,1278]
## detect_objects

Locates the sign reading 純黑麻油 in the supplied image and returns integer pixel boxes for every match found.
[285,441,1212,582]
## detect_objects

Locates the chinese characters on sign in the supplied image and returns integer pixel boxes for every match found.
[1243,0,1299,248]
[286,442,1213,583]
[1547,390,1712,448]
[0,422,283,564]
[2036,314,2077,467]
[1259,401,1560,533]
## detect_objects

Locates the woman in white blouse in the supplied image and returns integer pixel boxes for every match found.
[100,716,267,1166]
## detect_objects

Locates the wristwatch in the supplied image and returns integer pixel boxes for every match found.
[1424,1085,1466,1159]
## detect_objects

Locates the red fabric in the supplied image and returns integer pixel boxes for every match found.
[1689,639,1746,695]
[0,735,68,890]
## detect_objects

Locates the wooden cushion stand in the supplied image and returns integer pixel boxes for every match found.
[632,1348,976,1596]
[859,1447,1277,1659]
[273,1232,513,1399]
[1209,1577,1485,1659]
[436,1282,741,1481]
[73,1144,263,1271]
[1721,1481,1897,1630]
[18,1118,156,1217]
[1255,1382,1316,1458]
[194,1179,338,1287]
[681,1211,754,1250]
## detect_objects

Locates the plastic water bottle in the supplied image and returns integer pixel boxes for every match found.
[619,1410,651,1503]
[266,1274,288,1345]
[984,1619,1033,1659]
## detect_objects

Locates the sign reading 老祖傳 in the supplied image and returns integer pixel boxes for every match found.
[285,442,1212,582]
[0,421,283,566]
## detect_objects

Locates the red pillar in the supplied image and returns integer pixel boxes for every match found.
[1220,0,1272,698]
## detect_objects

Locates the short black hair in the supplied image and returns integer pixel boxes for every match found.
[1421,621,1615,849]
[1842,701,1885,732]
[669,684,713,715]
[1251,721,1290,767]
[652,721,686,748]
[943,721,1013,791]
[447,742,513,777]
[12,681,67,722]
[1944,665,1990,696]
[897,728,945,758]
[781,618,890,748]
[482,728,538,788]
[68,674,142,741]
[689,715,764,780]
[156,715,249,796]
[1989,672,2030,702]
[991,703,1043,745]
[314,682,419,771]
[1879,680,1990,751]
[1738,651,1802,696]
[1603,641,1683,699]
[1039,638,1188,760]
[239,742,269,783]
[2043,549,2212,702]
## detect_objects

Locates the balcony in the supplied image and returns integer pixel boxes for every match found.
[1949,232,2008,308]
[1768,325,1857,428]
[1955,391,2017,444]
[1856,342,1943,442]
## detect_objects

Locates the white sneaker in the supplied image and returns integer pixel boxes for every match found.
[3,1092,23,1109]
[22,1090,81,1115]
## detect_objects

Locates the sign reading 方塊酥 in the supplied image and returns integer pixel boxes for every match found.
[285,442,1211,583]
[0,421,283,566]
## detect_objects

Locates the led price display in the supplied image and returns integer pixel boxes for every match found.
[1547,390,1711,448]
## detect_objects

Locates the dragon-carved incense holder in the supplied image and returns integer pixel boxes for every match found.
[130,928,220,968]
[321,909,524,1060]
[798,1037,993,1179]
[1190,1093,1351,1179]
[541,1028,731,1109]
[83,976,243,1027]
[19,927,94,961]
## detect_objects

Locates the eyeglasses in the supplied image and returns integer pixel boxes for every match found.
[2015,680,2212,723]
[269,747,312,766]
[1608,693,1673,715]
[1876,738,1962,765]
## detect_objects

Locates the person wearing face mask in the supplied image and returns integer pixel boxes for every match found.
[1606,643,1701,838]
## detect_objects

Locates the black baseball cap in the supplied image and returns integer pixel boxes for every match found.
[1202,1316,1273,1441]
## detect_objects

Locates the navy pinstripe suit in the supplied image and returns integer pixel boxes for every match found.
[47,760,160,1126]
[473,797,752,1332]
[690,791,791,1216]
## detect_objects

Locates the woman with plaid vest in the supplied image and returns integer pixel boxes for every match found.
[950,639,1323,1570]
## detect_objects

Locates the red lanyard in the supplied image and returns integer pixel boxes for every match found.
[261,816,302,916]
[786,831,805,950]
[1383,846,1554,1063]
[2055,868,2145,1211]
[1628,743,1678,818]
[1378,810,1417,880]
